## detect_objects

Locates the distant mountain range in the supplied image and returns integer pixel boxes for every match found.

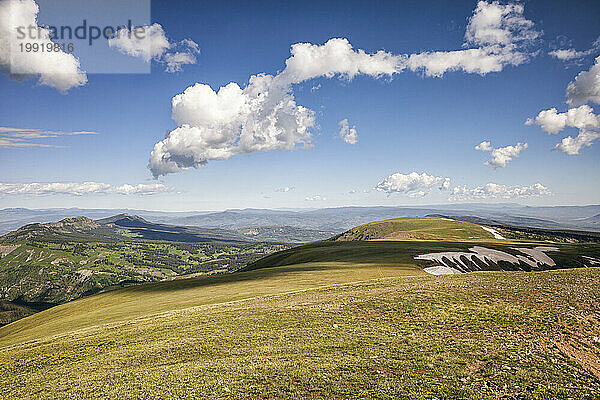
[1,203,600,236]
[1,214,335,244]
[583,213,600,224]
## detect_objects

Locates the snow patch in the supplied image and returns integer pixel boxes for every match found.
[415,246,560,272]
[423,266,463,275]
[480,226,505,240]
[582,256,600,266]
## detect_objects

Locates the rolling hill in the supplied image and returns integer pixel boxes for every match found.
[1,214,599,397]
[332,217,501,241]
[3,217,598,337]
[0,215,294,323]
[0,214,330,325]
[584,213,600,224]
[1,215,600,398]
[255,218,600,275]
[4,204,600,238]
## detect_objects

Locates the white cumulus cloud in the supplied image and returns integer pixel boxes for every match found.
[528,105,599,134]
[148,37,398,177]
[554,130,600,155]
[475,140,528,167]
[0,0,87,91]
[148,77,315,177]
[338,119,358,144]
[474,141,493,151]
[376,172,450,196]
[450,182,550,201]
[407,1,540,77]
[527,104,600,155]
[549,36,600,61]
[0,182,174,196]
[566,56,600,107]
[275,186,294,192]
[149,1,542,177]
[109,24,199,73]
[528,55,600,155]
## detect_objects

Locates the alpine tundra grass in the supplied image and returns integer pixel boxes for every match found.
[2,267,600,399]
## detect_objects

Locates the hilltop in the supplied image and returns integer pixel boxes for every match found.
[2,214,253,244]
[332,217,502,241]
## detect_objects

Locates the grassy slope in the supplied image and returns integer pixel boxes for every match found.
[3,236,600,347]
[2,218,600,397]
[1,268,599,399]
[333,217,501,241]
[0,301,37,326]
[0,246,422,347]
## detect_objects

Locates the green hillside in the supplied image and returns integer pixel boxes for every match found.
[1,267,599,399]
[244,237,600,273]
[0,253,420,347]
[2,217,600,398]
[0,216,291,324]
[0,240,289,305]
[333,217,507,241]
[2,228,599,347]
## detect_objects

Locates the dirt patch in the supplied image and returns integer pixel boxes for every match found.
[0,245,19,257]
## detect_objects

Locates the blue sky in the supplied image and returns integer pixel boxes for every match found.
[1,0,599,210]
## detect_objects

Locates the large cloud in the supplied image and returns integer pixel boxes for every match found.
[527,105,599,134]
[0,0,87,91]
[0,182,173,196]
[450,182,550,200]
[376,172,450,197]
[305,195,326,201]
[149,1,541,177]
[279,38,404,83]
[108,24,200,73]
[553,130,600,155]
[475,140,528,168]
[148,76,315,176]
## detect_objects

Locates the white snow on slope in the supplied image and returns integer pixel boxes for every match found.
[415,246,560,273]
[423,266,463,275]
[481,226,506,240]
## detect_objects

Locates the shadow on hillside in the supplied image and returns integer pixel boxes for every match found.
[126,264,351,294]
[113,240,487,295]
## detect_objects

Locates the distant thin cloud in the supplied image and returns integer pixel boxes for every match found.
[376,172,450,196]
[275,186,295,192]
[0,182,174,196]
[450,183,550,201]
[305,195,326,201]
[338,119,358,145]
[0,127,98,148]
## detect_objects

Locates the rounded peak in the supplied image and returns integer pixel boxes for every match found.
[58,216,96,224]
